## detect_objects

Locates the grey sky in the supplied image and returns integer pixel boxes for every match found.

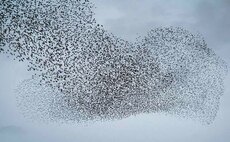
[0,0,230,142]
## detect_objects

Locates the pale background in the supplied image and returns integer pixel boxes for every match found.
[0,0,230,142]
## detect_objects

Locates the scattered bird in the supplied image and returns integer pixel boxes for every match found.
[0,0,228,124]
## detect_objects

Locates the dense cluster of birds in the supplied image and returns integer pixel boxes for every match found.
[0,0,228,124]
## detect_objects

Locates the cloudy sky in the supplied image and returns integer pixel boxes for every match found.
[0,0,230,142]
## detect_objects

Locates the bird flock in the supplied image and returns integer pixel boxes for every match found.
[0,0,228,124]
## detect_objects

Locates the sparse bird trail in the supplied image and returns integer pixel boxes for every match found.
[0,0,228,124]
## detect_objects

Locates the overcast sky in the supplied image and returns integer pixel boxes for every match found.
[0,0,230,142]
